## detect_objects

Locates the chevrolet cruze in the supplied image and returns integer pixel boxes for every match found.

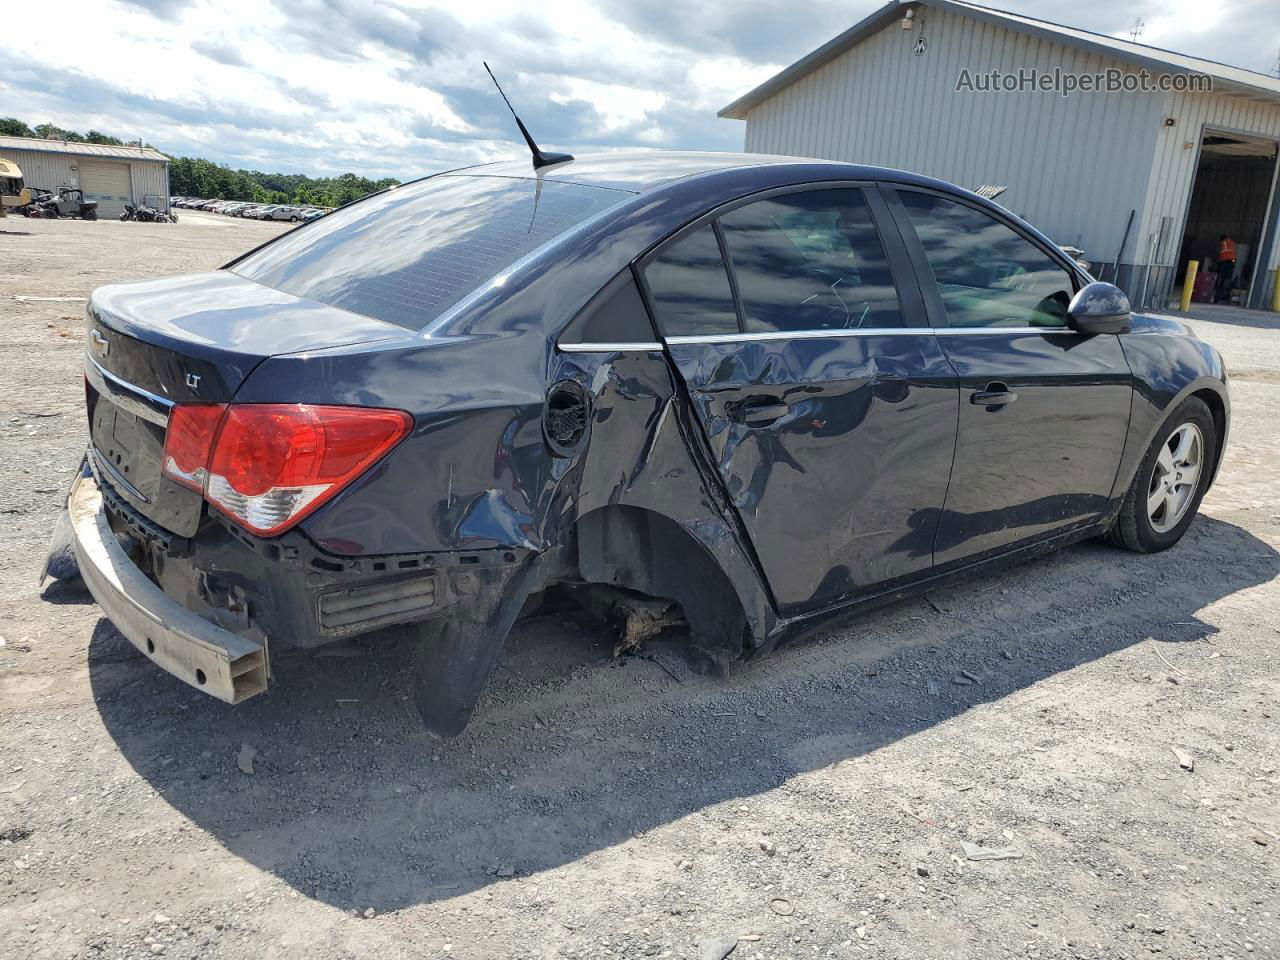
[48,152,1229,736]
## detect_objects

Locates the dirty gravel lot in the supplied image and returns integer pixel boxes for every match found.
[1,213,1277,960]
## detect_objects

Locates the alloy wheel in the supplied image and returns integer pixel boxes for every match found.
[1147,422,1203,533]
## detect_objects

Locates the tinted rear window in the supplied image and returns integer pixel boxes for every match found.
[230,175,628,330]
[643,224,740,338]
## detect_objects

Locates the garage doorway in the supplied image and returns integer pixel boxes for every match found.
[78,159,132,219]
[1175,130,1279,308]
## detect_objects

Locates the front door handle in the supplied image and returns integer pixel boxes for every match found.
[729,397,791,426]
[971,383,1018,407]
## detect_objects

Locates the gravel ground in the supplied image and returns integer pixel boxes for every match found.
[1,213,1277,960]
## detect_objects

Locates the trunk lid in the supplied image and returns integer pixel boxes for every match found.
[85,271,411,536]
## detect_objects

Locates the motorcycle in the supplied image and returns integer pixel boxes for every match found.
[120,204,178,223]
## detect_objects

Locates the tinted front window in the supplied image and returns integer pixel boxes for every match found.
[643,224,739,337]
[720,189,904,332]
[232,175,626,330]
[899,192,1074,328]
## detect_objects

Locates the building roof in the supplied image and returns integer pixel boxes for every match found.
[0,135,168,162]
[719,0,1280,119]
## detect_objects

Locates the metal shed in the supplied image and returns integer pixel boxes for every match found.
[0,136,170,220]
[720,0,1280,310]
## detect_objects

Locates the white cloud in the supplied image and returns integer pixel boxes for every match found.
[551,78,667,134]
[686,57,782,112]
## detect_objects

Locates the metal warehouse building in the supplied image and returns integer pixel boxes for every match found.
[720,0,1280,310]
[0,136,169,220]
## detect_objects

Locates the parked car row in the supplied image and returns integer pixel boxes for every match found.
[169,197,327,222]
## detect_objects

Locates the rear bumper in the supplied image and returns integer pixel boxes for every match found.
[69,471,268,704]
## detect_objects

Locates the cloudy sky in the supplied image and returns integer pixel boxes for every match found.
[6,0,1278,179]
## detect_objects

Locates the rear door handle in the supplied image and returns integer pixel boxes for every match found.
[971,383,1018,407]
[728,397,791,426]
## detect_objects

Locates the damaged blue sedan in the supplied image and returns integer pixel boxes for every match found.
[50,151,1229,736]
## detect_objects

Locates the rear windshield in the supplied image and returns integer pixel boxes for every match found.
[230,174,629,330]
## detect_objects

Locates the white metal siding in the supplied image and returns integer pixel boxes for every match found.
[0,149,77,198]
[742,6,1164,272]
[130,158,171,211]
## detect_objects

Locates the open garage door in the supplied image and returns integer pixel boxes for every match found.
[79,160,132,219]
[1176,131,1279,308]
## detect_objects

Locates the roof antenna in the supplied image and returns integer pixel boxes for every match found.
[483,62,574,169]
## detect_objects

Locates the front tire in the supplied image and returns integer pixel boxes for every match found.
[1109,397,1216,553]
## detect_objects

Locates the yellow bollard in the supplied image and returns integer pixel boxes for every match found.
[1273,266,1280,313]
[1180,259,1198,312]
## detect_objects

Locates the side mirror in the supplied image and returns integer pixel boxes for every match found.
[1067,281,1131,334]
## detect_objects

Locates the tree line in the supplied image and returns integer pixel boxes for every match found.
[0,117,400,209]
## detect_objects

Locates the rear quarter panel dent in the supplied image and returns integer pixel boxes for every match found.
[550,349,776,641]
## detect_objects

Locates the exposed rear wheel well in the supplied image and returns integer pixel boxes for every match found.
[572,505,749,660]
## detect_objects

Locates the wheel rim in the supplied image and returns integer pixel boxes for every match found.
[1147,422,1203,533]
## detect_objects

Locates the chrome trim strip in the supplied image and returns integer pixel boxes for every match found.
[932,326,1079,335]
[664,326,1080,345]
[665,328,933,345]
[557,341,664,353]
[85,354,173,426]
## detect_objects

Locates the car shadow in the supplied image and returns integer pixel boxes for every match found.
[88,515,1278,912]
[40,578,94,604]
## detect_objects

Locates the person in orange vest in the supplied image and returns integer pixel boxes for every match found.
[1215,234,1236,303]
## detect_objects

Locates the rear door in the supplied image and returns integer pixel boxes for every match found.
[883,186,1133,566]
[639,184,959,615]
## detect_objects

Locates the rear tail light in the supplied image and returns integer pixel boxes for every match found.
[163,404,227,491]
[161,403,412,537]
